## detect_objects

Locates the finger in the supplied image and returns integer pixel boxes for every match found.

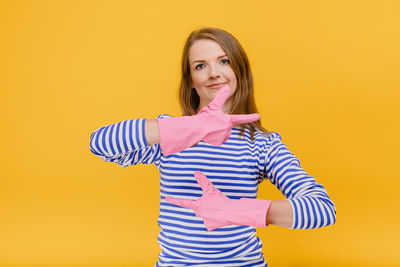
[230,113,260,125]
[165,196,197,209]
[194,171,215,194]
[208,85,231,110]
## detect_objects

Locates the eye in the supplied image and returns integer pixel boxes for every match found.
[195,64,205,70]
[220,59,230,64]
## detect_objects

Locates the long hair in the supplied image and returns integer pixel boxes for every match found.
[178,27,270,140]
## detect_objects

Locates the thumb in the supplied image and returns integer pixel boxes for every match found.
[208,85,231,110]
[165,196,197,210]
[206,225,217,231]
[194,171,216,194]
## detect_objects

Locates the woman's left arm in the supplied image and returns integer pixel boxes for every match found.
[265,199,293,228]
[164,134,336,231]
[263,134,337,229]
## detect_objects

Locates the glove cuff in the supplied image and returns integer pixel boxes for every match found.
[228,198,272,228]
[157,116,205,156]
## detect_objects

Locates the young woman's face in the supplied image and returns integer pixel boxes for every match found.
[189,39,237,112]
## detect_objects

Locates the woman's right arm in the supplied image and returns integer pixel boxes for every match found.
[89,119,161,167]
[144,119,160,145]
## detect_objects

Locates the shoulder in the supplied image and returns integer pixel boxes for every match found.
[254,130,281,141]
[230,127,283,147]
[155,114,173,119]
[251,128,282,144]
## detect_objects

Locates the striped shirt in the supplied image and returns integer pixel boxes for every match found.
[89,114,336,266]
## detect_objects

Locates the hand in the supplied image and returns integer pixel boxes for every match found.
[165,171,272,231]
[157,85,260,156]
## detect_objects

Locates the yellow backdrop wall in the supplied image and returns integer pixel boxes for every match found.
[1,0,399,266]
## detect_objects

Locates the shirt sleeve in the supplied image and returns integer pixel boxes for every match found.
[89,115,169,167]
[263,132,337,229]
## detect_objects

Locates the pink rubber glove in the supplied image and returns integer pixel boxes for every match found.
[157,85,260,156]
[165,171,272,231]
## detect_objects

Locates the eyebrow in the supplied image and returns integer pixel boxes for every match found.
[191,54,228,65]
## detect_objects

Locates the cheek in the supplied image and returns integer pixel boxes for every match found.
[229,72,238,93]
[229,74,238,90]
[225,68,236,82]
[191,72,205,87]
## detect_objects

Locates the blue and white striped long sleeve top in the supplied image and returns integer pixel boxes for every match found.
[89,114,336,266]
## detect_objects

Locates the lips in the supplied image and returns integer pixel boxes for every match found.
[207,83,226,88]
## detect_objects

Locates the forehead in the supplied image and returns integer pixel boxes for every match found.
[189,39,226,61]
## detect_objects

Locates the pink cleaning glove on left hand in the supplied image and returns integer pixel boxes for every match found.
[165,171,272,231]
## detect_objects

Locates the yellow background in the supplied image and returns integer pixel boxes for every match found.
[1,0,399,266]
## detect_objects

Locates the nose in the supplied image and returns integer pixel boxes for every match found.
[208,64,220,79]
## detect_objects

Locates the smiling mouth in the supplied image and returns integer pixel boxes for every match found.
[207,83,226,88]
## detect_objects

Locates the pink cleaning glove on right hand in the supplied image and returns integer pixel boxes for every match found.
[157,85,260,156]
[165,171,272,231]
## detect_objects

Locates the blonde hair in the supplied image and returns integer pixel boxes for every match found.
[178,27,270,140]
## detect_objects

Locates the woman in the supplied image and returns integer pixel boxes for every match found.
[90,27,336,266]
